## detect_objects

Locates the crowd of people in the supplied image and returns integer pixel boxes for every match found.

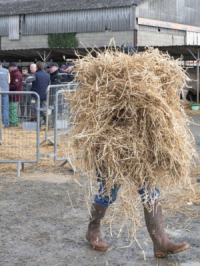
[0,60,75,128]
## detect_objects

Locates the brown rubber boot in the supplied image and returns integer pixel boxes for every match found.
[86,202,108,251]
[144,203,190,258]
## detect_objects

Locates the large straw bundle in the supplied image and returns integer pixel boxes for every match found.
[67,47,198,214]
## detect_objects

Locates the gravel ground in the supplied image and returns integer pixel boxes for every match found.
[0,114,200,266]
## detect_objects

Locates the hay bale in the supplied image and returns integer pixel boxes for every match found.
[67,47,198,208]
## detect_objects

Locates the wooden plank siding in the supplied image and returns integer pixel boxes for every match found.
[22,8,131,35]
[0,16,9,36]
[9,15,19,40]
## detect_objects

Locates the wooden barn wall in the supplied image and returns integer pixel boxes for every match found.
[138,0,200,27]
[0,16,9,36]
[9,15,19,40]
[22,7,131,35]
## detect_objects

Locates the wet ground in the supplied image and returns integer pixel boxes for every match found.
[0,114,200,266]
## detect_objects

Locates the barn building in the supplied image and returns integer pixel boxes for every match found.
[0,0,199,63]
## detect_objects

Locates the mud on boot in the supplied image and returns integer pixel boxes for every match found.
[144,203,190,258]
[86,202,108,251]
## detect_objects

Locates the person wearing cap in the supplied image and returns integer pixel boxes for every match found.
[86,46,190,258]
[49,62,63,85]
[8,62,22,127]
[120,44,138,55]
[0,61,10,128]
[60,65,67,71]
[48,62,67,119]
[65,61,75,82]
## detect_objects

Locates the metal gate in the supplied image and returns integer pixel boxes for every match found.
[53,89,77,172]
[40,83,80,146]
[0,91,40,177]
[0,84,80,177]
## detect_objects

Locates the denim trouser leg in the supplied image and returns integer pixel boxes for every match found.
[138,184,160,205]
[94,180,160,207]
[2,95,9,127]
[94,182,120,207]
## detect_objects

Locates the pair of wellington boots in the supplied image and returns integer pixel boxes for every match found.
[86,202,190,258]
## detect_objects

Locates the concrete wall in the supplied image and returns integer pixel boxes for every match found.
[77,30,133,47]
[138,30,185,46]
[1,35,48,49]
[1,29,186,50]
[1,30,134,50]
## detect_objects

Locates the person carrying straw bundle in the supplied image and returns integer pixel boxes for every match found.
[68,44,196,258]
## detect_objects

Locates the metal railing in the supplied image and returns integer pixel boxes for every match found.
[40,82,80,146]
[0,91,40,177]
[0,85,80,176]
[53,89,77,172]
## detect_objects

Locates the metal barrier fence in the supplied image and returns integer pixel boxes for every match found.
[54,89,77,172]
[0,84,80,176]
[40,83,80,146]
[0,91,40,177]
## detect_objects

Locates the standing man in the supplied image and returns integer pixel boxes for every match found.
[8,62,22,127]
[29,63,37,76]
[49,62,65,119]
[31,61,50,122]
[24,63,37,85]
[24,63,37,119]
[21,67,31,117]
[65,61,75,82]
[49,62,63,85]
[0,61,10,128]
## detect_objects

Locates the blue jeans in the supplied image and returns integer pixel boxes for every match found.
[1,94,9,127]
[94,180,160,207]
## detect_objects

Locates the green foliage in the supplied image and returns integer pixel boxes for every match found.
[48,33,79,48]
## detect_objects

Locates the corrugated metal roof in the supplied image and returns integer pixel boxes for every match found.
[0,47,95,62]
[1,45,200,62]
[0,0,142,16]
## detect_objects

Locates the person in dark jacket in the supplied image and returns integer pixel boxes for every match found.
[49,62,69,83]
[31,61,50,121]
[49,62,65,118]
[65,61,75,82]
[58,67,69,83]
[49,62,63,85]
[8,62,22,127]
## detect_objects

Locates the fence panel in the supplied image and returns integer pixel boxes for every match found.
[54,89,79,171]
[41,83,80,146]
[0,91,40,177]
